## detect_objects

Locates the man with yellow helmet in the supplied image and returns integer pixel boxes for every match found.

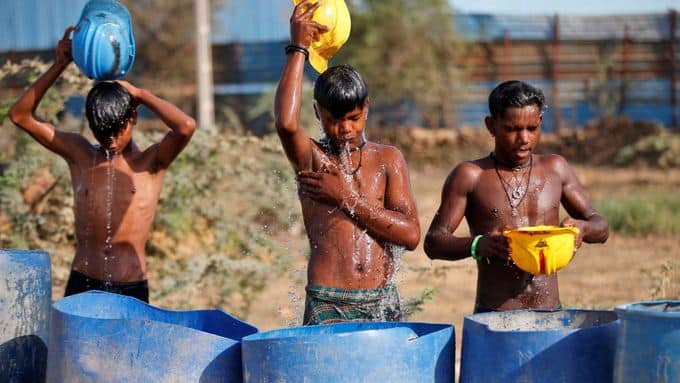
[424,80,609,313]
[276,0,421,325]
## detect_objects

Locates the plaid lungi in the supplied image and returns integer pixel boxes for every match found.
[302,284,402,325]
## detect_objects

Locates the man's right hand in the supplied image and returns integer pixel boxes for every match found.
[55,26,75,67]
[117,80,142,108]
[475,233,512,261]
[290,0,330,48]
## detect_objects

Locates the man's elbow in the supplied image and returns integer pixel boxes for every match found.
[423,232,440,260]
[403,229,420,251]
[8,105,26,127]
[180,117,197,138]
[599,223,610,243]
[274,112,297,134]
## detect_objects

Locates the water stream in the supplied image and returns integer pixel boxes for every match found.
[104,148,115,287]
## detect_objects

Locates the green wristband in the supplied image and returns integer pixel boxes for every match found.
[470,235,483,261]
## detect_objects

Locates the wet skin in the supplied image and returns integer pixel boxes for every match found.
[424,105,609,312]
[9,27,196,283]
[276,0,420,289]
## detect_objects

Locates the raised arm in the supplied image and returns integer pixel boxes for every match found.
[554,155,609,246]
[118,81,196,169]
[275,0,328,171]
[9,26,91,161]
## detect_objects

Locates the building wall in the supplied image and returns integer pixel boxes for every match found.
[0,0,88,52]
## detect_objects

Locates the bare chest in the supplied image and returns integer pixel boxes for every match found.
[470,168,563,229]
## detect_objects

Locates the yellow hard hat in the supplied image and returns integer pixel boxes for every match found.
[293,0,351,73]
[503,225,579,275]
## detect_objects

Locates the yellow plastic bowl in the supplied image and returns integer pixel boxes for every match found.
[293,0,351,73]
[503,225,579,275]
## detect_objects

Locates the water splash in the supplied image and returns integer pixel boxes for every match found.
[104,149,115,287]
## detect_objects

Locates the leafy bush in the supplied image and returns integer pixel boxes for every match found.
[614,134,680,168]
[596,191,680,235]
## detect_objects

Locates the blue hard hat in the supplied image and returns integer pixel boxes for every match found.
[72,0,135,80]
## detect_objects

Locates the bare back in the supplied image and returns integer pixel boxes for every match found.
[70,143,165,282]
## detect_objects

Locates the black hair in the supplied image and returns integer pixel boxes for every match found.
[313,64,368,119]
[85,82,133,146]
[488,80,546,118]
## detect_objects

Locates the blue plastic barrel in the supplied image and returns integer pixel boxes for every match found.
[0,250,51,383]
[614,300,680,383]
[460,309,618,383]
[46,291,258,383]
[242,322,454,382]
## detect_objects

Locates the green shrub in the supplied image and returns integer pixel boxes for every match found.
[596,192,680,235]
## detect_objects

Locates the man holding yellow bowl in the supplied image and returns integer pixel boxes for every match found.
[424,80,609,313]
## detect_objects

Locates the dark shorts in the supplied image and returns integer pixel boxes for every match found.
[303,284,401,325]
[64,269,149,303]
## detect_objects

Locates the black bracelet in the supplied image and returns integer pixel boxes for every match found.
[285,44,309,60]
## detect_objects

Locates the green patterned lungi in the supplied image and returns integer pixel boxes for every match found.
[303,284,402,325]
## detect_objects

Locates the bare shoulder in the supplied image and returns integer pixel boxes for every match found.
[365,141,410,171]
[536,153,572,178]
[367,141,405,161]
[56,131,96,163]
[451,158,485,181]
[443,158,485,194]
[130,143,167,175]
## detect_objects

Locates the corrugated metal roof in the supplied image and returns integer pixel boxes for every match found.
[0,0,89,51]
[453,13,680,42]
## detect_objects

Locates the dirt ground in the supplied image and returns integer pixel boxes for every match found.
[245,164,680,365]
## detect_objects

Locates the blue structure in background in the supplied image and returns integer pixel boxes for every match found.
[614,300,680,383]
[0,0,88,52]
[0,250,52,383]
[47,291,258,383]
[242,322,454,382]
[2,1,677,130]
[460,309,618,383]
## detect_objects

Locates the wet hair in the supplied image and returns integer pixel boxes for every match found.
[85,82,133,145]
[488,80,546,118]
[313,64,368,119]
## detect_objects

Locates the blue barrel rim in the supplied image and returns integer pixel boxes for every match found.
[615,300,680,318]
[243,321,454,342]
[464,309,618,333]
[0,249,50,255]
[52,290,258,337]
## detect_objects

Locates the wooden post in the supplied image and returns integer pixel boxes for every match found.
[195,0,215,133]
[670,10,678,130]
[551,15,561,132]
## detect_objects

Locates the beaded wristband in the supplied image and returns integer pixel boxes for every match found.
[470,235,483,261]
[285,44,309,60]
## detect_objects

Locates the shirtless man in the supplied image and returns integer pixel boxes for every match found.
[9,27,196,302]
[424,80,608,313]
[277,0,420,325]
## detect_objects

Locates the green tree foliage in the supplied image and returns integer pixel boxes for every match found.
[338,0,472,128]
[119,0,226,106]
